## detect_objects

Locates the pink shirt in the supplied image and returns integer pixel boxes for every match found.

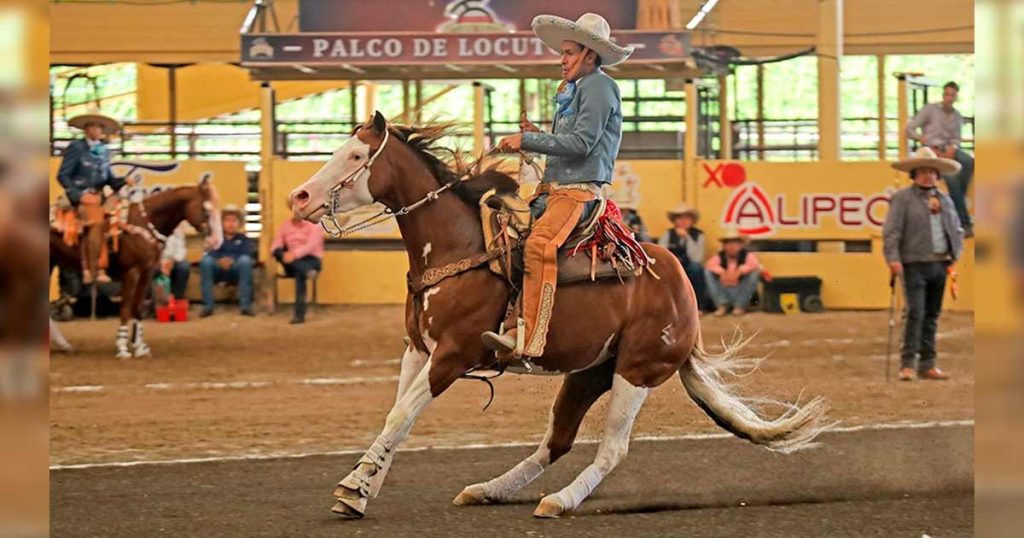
[705,250,760,276]
[272,218,325,259]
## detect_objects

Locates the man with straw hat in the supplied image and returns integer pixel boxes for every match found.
[658,202,711,311]
[483,12,633,358]
[198,204,256,318]
[704,229,762,316]
[57,109,124,284]
[883,146,964,381]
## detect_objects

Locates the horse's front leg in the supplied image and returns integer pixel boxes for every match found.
[130,268,154,358]
[331,347,463,519]
[115,267,141,360]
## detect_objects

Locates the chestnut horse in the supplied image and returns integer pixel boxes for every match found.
[49,176,224,358]
[289,113,829,519]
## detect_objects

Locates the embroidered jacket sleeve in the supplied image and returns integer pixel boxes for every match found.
[521,75,616,158]
[57,141,84,204]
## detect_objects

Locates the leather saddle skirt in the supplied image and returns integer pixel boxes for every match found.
[478,189,644,285]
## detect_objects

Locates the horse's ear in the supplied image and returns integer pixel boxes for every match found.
[372,110,387,134]
[198,173,212,186]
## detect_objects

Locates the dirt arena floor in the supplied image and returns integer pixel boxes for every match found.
[50,307,974,535]
[50,307,974,466]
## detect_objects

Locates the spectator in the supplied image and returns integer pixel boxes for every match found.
[658,203,711,311]
[704,229,761,317]
[884,147,964,381]
[160,222,190,300]
[199,204,255,317]
[272,211,325,324]
[905,81,974,236]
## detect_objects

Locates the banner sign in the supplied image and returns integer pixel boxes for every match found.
[242,31,689,66]
[697,160,900,240]
[298,0,638,33]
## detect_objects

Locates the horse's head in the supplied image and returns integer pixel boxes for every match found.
[289,111,393,224]
[186,174,224,250]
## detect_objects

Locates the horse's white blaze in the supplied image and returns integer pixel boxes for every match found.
[421,242,432,265]
[422,286,441,312]
[203,200,224,250]
[296,136,373,217]
[395,345,429,404]
[543,374,648,513]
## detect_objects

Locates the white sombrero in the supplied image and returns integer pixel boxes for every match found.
[892,146,961,175]
[68,108,121,135]
[532,13,634,67]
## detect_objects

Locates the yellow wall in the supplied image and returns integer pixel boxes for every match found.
[136,63,347,122]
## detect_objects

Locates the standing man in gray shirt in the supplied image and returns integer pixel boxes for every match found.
[883,147,964,381]
[905,81,974,236]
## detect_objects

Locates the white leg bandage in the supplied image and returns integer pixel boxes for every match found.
[469,413,554,502]
[131,319,150,358]
[545,374,648,512]
[115,324,131,360]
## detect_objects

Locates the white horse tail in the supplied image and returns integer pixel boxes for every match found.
[679,331,831,454]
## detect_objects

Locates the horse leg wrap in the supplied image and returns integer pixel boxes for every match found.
[115,325,131,360]
[362,436,394,498]
[131,319,150,357]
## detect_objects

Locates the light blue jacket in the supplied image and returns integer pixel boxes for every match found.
[522,69,623,185]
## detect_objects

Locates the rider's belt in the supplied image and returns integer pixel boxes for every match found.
[536,182,604,196]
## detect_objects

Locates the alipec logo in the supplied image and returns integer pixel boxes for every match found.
[703,162,892,237]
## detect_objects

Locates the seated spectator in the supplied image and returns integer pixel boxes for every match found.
[272,211,325,324]
[160,222,191,300]
[658,203,711,311]
[199,204,255,317]
[704,229,762,317]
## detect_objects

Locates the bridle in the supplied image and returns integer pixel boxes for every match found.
[318,126,539,238]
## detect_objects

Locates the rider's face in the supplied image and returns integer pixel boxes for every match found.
[84,124,104,141]
[560,41,594,81]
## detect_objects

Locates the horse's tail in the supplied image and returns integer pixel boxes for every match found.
[679,331,831,454]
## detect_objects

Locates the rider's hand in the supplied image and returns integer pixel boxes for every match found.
[498,134,523,153]
[519,115,540,133]
[888,261,903,276]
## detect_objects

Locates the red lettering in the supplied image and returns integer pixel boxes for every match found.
[838,195,861,226]
[810,197,836,225]
[865,194,890,227]
[702,163,724,188]
[776,195,800,226]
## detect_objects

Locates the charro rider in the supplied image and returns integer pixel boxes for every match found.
[56,109,126,284]
[482,12,632,358]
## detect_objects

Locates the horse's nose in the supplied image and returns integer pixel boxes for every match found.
[290,190,311,210]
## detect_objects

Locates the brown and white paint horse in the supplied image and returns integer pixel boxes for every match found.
[49,176,224,358]
[290,113,829,519]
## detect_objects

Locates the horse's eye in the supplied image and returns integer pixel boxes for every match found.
[353,154,363,161]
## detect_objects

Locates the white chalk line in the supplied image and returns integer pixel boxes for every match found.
[50,419,973,471]
[51,375,400,394]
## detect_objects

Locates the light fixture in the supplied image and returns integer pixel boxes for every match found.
[686,0,721,30]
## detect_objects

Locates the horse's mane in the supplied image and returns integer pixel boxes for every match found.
[388,123,519,205]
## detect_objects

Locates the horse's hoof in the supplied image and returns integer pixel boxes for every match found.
[116,350,132,360]
[133,346,151,358]
[331,497,366,519]
[452,484,488,506]
[533,495,566,519]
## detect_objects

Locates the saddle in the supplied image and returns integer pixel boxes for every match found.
[477,188,654,286]
[50,194,126,249]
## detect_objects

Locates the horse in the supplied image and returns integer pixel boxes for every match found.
[288,112,830,519]
[49,176,224,358]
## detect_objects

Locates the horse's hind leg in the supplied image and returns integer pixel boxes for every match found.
[130,268,154,358]
[453,360,614,506]
[115,267,141,359]
[533,372,649,518]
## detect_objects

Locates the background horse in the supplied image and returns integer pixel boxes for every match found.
[289,113,829,519]
[49,177,223,358]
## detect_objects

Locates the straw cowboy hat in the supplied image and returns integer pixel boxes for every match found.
[68,108,121,135]
[221,203,244,218]
[667,202,700,221]
[719,228,748,243]
[892,146,961,175]
[532,13,634,67]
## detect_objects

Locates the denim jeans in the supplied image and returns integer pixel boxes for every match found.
[199,254,254,310]
[682,260,712,311]
[901,261,947,371]
[705,269,760,309]
[943,148,974,229]
[275,250,321,318]
[169,260,191,299]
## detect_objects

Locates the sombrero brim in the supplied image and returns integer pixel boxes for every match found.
[68,114,121,134]
[532,15,633,67]
[891,157,960,175]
